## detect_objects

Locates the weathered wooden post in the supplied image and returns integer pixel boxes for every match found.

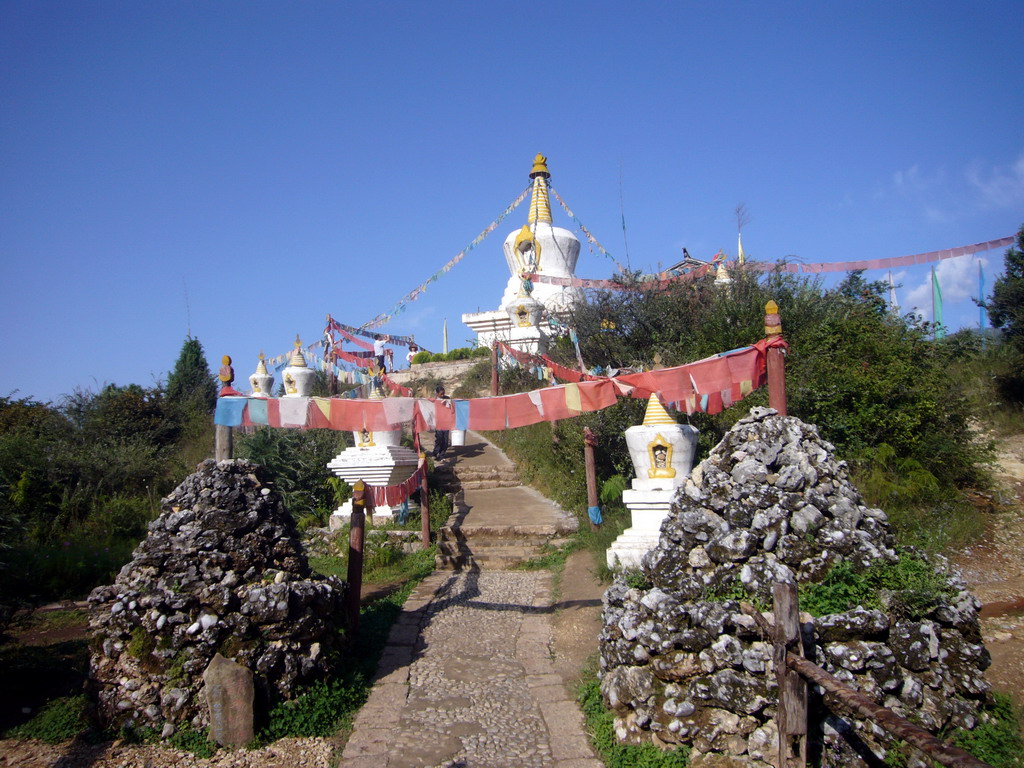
[765,300,788,416]
[346,480,371,637]
[418,452,431,548]
[215,425,234,461]
[583,427,602,531]
[773,582,807,768]
[215,354,236,460]
[491,341,500,396]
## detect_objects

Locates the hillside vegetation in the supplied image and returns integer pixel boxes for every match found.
[488,247,1024,555]
[2,235,1023,618]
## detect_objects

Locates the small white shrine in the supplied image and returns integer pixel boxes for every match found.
[606,394,699,569]
[248,353,274,397]
[327,381,419,527]
[281,336,315,397]
[462,154,583,354]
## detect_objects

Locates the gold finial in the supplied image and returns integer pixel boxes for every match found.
[529,153,550,178]
[288,336,307,368]
[255,352,268,376]
[642,393,676,426]
[527,153,552,225]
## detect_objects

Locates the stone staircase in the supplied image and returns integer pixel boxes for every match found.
[433,439,577,571]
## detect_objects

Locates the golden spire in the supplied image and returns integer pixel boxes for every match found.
[288,335,307,367]
[255,351,268,376]
[642,393,677,426]
[527,153,552,225]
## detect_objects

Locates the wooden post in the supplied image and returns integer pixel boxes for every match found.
[419,453,431,548]
[345,480,370,638]
[583,427,601,531]
[491,341,499,396]
[742,599,993,768]
[765,300,788,415]
[215,425,233,460]
[773,582,807,768]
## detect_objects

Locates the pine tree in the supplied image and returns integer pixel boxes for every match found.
[166,336,218,417]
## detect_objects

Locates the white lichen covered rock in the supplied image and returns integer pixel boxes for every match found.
[87,459,347,736]
[599,408,990,767]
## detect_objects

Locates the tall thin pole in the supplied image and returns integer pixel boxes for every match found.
[583,427,601,531]
[491,342,499,396]
[346,480,370,638]
[765,301,788,416]
[418,454,431,548]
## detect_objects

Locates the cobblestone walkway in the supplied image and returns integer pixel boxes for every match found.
[339,570,601,768]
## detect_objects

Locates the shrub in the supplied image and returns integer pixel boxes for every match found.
[798,551,955,619]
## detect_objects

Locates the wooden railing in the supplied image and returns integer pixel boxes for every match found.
[742,584,993,768]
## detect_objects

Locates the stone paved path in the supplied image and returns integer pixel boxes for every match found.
[339,569,602,768]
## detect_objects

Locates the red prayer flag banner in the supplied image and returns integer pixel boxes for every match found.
[538,386,575,422]
[434,399,456,430]
[266,399,281,428]
[469,397,507,430]
[578,379,618,411]
[505,392,545,427]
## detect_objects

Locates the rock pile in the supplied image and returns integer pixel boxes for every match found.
[600,408,991,767]
[88,459,347,736]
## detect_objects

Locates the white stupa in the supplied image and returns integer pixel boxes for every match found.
[462,154,584,354]
[606,394,699,570]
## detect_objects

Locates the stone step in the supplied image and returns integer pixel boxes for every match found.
[438,525,574,543]
[435,543,547,571]
[458,479,524,491]
[452,466,520,483]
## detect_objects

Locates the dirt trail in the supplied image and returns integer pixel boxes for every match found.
[954,433,1024,719]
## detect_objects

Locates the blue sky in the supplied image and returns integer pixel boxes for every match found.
[2,1,1022,403]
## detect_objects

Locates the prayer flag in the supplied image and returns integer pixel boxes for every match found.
[214,398,247,427]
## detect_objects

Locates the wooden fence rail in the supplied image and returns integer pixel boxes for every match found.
[742,586,993,768]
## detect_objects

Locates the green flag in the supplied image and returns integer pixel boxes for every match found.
[932,267,945,339]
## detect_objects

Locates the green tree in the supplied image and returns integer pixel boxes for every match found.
[988,226,1024,353]
[166,336,218,422]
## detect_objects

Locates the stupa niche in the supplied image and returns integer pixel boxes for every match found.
[462,154,583,354]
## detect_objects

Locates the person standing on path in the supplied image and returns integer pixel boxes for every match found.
[433,384,452,459]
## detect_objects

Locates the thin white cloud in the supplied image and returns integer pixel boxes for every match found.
[966,152,1024,210]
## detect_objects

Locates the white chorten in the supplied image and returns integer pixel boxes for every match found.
[463,154,583,354]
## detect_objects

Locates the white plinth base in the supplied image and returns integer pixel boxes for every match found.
[606,487,679,570]
[329,500,421,530]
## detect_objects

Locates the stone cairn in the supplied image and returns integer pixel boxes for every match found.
[599,408,991,767]
[88,459,347,736]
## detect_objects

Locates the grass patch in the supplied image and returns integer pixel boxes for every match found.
[0,638,89,734]
[950,693,1024,768]
[799,551,955,619]
[4,694,90,743]
[577,669,689,767]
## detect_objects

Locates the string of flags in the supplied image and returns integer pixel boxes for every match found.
[549,185,626,273]
[357,185,532,331]
[215,337,784,430]
[520,235,1014,293]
